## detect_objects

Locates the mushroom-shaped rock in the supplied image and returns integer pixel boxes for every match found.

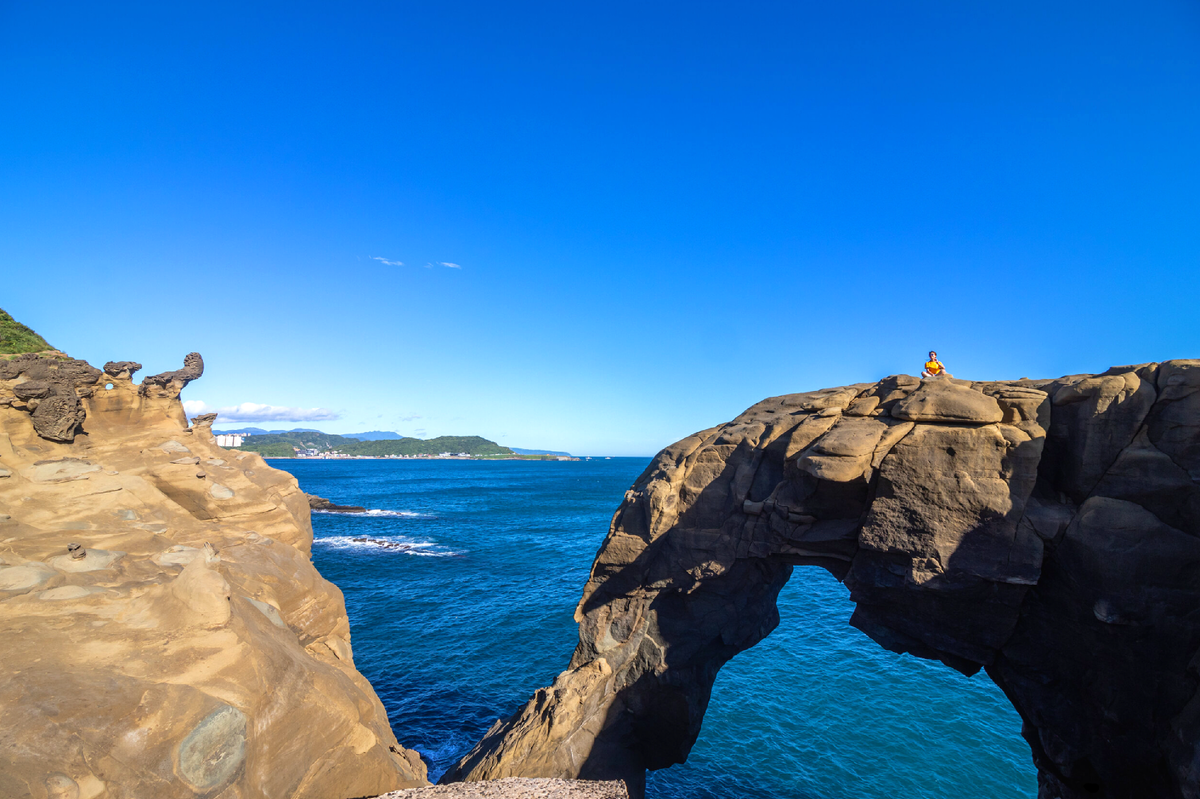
[140,352,204,399]
[102,361,142,378]
[190,412,218,434]
[891,378,1003,423]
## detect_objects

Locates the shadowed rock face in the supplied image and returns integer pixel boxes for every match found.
[0,353,103,441]
[444,364,1200,799]
[0,353,427,798]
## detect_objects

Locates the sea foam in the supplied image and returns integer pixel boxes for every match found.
[314,535,463,557]
[312,508,432,519]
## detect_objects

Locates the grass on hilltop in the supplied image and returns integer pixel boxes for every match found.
[0,308,56,355]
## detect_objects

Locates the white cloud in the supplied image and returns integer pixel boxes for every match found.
[183,400,340,422]
[371,256,460,269]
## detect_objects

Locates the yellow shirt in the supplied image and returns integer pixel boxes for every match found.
[925,359,944,375]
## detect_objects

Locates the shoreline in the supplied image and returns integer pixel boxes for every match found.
[257,454,584,461]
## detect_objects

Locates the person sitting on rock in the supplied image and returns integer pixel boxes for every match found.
[922,351,946,378]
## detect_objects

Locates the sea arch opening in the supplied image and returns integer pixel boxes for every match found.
[642,566,1037,799]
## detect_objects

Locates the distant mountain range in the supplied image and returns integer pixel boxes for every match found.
[509,447,573,457]
[212,427,572,457]
[232,431,510,458]
[217,427,323,435]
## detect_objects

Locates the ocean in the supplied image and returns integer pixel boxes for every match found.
[274,457,1037,799]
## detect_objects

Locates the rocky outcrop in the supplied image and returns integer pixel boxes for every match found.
[309,493,368,514]
[0,353,103,441]
[443,365,1200,799]
[141,352,205,398]
[0,352,428,798]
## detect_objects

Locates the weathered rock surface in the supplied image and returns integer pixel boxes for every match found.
[443,367,1200,799]
[0,352,427,798]
[0,353,103,441]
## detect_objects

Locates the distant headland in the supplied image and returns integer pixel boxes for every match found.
[212,429,578,460]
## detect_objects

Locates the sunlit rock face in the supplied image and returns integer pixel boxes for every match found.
[444,364,1200,799]
[0,353,428,798]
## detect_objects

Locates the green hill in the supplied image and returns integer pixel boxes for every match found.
[0,308,55,355]
[235,432,513,458]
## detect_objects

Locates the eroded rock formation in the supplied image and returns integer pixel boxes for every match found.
[444,364,1200,799]
[0,352,428,798]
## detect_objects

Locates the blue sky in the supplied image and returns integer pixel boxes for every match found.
[2,1,1197,455]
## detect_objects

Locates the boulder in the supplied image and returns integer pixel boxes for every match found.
[891,377,1003,423]
[795,417,887,482]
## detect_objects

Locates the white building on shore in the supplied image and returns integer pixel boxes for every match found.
[215,433,246,448]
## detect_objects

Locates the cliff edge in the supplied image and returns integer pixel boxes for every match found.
[443,363,1200,799]
[0,350,428,797]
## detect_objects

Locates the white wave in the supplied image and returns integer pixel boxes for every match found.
[314,535,463,557]
[312,509,432,519]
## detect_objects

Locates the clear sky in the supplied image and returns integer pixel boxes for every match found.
[2,2,1198,455]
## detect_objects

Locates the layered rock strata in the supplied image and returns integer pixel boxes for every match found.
[444,364,1200,799]
[0,353,427,798]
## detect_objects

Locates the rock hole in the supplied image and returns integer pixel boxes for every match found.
[104,383,114,391]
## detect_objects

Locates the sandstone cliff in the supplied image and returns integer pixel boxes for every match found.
[443,364,1200,799]
[0,352,428,798]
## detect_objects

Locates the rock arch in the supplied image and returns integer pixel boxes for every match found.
[443,364,1200,799]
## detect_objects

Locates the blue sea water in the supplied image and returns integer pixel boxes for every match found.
[274,458,1037,799]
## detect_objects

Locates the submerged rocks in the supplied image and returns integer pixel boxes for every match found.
[446,362,1200,799]
[308,493,368,513]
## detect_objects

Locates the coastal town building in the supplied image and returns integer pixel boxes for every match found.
[214,433,246,448]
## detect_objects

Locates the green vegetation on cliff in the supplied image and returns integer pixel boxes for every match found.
[0,308,55,355]
[235,431,513,458]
